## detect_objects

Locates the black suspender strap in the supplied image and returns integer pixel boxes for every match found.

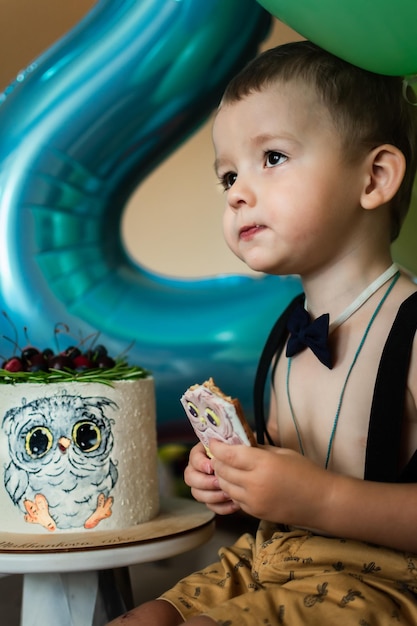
[365,292,417,483]
[253,294,304,444]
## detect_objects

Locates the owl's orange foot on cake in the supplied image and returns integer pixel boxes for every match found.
[24,494,57,531]
[84,493,113,528]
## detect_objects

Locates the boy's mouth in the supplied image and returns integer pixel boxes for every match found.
[239,224,264,240]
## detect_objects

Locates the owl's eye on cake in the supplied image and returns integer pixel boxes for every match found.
[72,421,102,452]
[25,426,53,459]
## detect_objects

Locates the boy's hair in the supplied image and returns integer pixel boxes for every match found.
[222,41,417,242]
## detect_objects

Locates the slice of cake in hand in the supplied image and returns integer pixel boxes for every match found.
[180,378,256,458]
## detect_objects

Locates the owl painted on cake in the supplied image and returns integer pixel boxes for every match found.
[180,378,256,458]
[2,391,118,531]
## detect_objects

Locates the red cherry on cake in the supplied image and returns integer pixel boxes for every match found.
[84,344,108,363]
[94,344,108,357]
[73,354,94,370]
[48,354,73,370]
[26,353,49,372]
[3,356,24,372]
[64,346,81,359]
[0,321,127,376]
[95,355,116,369]
[22,346,40,360]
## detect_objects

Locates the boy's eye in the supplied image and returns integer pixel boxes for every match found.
[265,151,287,167]
[220,172,237,190]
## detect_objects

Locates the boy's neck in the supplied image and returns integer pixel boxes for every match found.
[301,256,395,322]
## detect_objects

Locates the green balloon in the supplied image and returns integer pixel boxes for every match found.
[256,0,417,75]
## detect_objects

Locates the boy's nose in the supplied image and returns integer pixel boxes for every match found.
[228,177,256,209]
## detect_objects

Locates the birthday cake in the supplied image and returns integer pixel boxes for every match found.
[0,339,159,534]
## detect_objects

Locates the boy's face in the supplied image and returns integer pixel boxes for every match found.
[213,81,370,278]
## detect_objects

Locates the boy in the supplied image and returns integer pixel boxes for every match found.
[109,41,417,625]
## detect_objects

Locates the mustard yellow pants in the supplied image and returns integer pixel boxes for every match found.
[161,521,417,625]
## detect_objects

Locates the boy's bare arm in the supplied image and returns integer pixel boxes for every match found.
[316,470,417,552]
[209,439,417,554]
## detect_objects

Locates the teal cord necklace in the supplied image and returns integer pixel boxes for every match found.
[286,270,400,469]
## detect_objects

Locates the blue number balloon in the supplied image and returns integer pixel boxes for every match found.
[0,0,301,424]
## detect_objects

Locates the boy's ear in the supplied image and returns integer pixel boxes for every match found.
[360,144,406,210]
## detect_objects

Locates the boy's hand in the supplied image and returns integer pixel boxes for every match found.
[184,442,241,515]
[209,439,332,527]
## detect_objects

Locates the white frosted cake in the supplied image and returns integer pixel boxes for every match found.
[0,347,159,534]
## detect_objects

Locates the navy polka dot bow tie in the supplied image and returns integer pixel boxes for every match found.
[286,304,333,369]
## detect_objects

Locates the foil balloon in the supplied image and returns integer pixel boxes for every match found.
[256,0,417,75]
[0,0,302,425]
